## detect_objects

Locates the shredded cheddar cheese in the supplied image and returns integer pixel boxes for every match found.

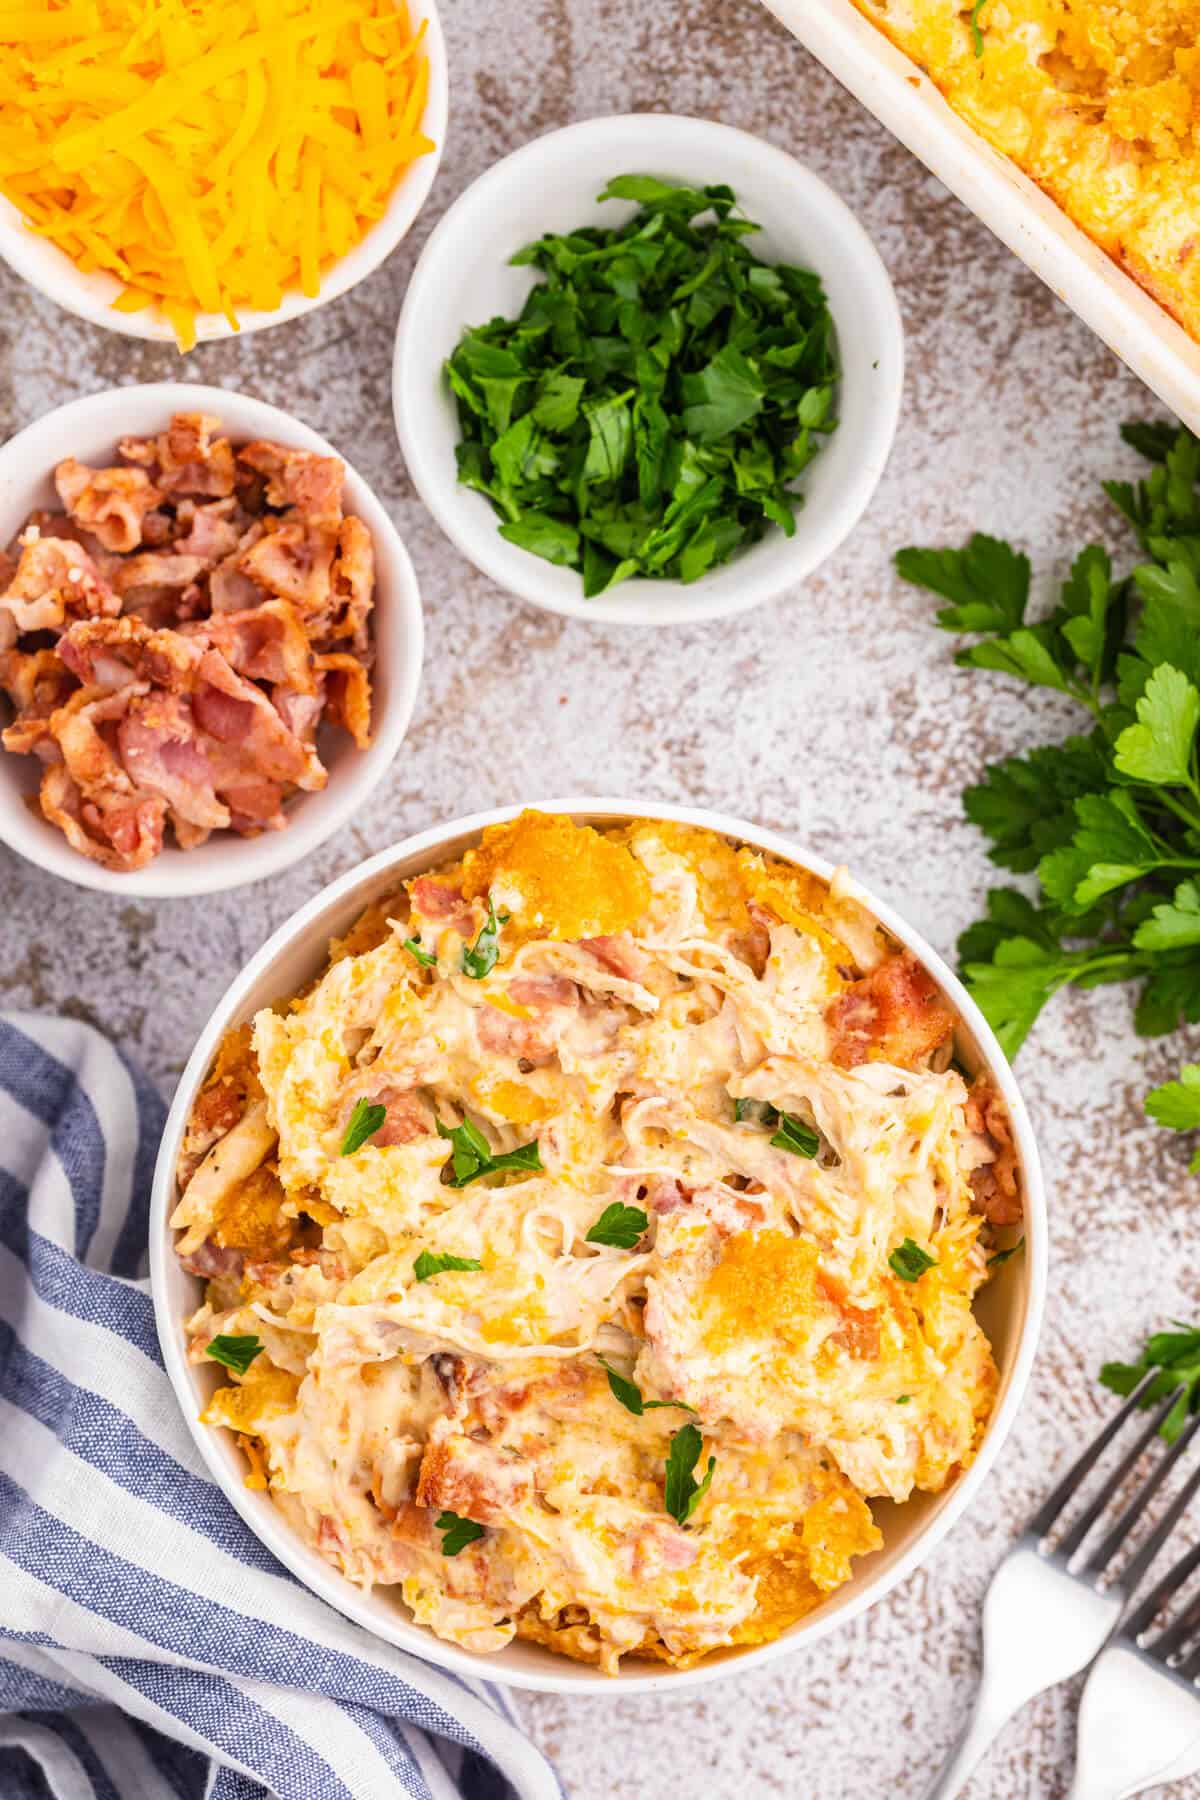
[0,0,434,350]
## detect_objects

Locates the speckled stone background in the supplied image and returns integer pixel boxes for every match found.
[4,0,1200,1794]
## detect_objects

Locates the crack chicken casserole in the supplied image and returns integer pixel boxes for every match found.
[171,812,1021,1671]
[851,0,1200,342]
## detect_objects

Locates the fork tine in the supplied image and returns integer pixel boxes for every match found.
[1026,1367,1162,1539]
[1052,1381,1186,1561]
[1105,1412,1200,1597]
[1124,1533,1200,1641]
[1173,1630,1200,1681]
[1081,1399,1200,1578]
[1146,1581,1200,1662]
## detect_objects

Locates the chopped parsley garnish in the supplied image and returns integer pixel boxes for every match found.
[435,1510,486,1556]
[735,1097,819,1156]
[898,421,1200,1170]
[461,895,507,980]
[896,1394,912,1404]
[414,1250,484,1282]
[403,937,437,968]
[340,1097,386,1156]
[435,1116,542,1188]
[770,1112,820,1158]
[597,1358,696,1417]
[205,1333,263,1376]
[969,0,987,55]
[585,1202,649,1249]
[889,1238,937,1283]
[988,1236,1025,1268]
[1100,1322,1200,1443]
[445,176,838,598]
[663,1422,716,1525]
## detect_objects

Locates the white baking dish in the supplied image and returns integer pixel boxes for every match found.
[762,0,1200,431]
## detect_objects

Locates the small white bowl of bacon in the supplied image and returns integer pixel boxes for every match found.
[0,383,423,896]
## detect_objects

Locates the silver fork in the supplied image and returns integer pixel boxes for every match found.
[1068,1541,1200,1799]
[925,1369,1200,1799]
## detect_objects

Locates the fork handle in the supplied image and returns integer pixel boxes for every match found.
[923,1692,1016,1800]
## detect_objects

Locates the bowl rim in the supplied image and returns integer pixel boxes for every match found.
[0,0,448,345]
[392,112,904,625]
[150,796,1047,1693]
[0,380,424,897]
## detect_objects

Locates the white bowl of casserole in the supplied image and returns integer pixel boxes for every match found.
[151,799,1045,1693]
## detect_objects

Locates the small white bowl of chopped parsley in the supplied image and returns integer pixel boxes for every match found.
[393,113,903,625]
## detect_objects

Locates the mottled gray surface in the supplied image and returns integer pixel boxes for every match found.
[3,0,1199,1794]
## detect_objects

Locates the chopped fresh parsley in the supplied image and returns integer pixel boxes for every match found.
[988,1236,1025,1268]
[461,895,507,980]
[445,176,838,598]
[436,1116,542,1187]
[340,1098,386,1156]
[899,421,1200,1164]
[403,937,437,969]
[770,1111,820,1158]
[205,1333,263,1376]
[896,1394,912,1404]
[1100,1322,1200,1443]
[435,1510,486,1556]
[969,0,987,55]
[888,1238,937,1283]
[597,1357,696,1417]
[414,1250,484,1282]
[585,1201,649,1249]
[663,1422,716,1525]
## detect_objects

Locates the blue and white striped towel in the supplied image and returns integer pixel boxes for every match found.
[0,1013,564,1800]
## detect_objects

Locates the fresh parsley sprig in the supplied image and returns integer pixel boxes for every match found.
[435,1511,486,1556]
[585,1202,649,1249]
[734,1097,820,1157]
[436,1117,542,1187]
[899,421,1200,1161]
[888,1239,937,1283]
[340,1098,386,1155]
[663,1423,716,1525]
[597,1357,697,1417]
[445,176,838,597]
[205,1334,263,1375]
[414,1251,483,1283]
[1100,1322,1200,1443]
[462,895,508,980]
[403,937,437,969]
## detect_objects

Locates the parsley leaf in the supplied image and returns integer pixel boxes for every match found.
[770,1112,820,1157]
[340,1098,387,1156]
[597,1358,696,1417]
[969,0,987,54]
[446,177,837,596]
[906,418,1200,1170]
[435,1511,486,1556]
[888,1238,937,1283]
[205,1334,263,1376]
[403,937,437,968]
[663,1422,716,1524]
[461,895,508,980]
[435,1117,542,1188]
[585,1202,649,1249]
[414,1250,483,1282]
[988,1236,1025,1268]
[1100,1322,1200,1443]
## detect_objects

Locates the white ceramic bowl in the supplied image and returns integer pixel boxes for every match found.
[393,114,903,626]
[0,382,424,897]
[151,798,1046,1694]
[0,0,447,347]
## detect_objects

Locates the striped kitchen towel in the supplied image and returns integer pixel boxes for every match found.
[0,1013,563,1800]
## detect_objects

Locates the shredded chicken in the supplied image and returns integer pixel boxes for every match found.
[0,413,376,870]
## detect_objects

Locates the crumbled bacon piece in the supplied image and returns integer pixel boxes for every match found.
[0,648,74,759]
[965,1076,1022,1226]
[237,440,344,522]
[816,1269,881,1360]
[0,535,118,644]
[54,458,163,554]
[577,933,649,982]
[120,412,236,498]
[826,952,955,1070]
[410,878,475,934]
